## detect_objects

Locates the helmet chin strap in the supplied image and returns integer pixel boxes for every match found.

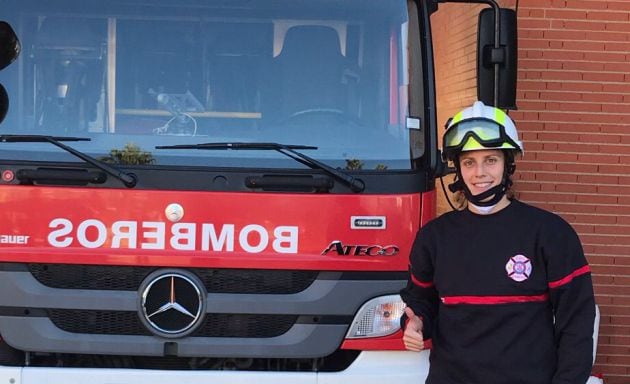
[462,183,506,207]
[448,168,510,208]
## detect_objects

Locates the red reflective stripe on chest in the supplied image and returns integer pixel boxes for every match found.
[441,293,549,305]
[411,274,434,288]
[548,265,591,289]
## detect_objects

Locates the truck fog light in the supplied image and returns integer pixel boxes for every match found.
[345,295,405,339]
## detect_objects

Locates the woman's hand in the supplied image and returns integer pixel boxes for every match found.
[403,307,425,351]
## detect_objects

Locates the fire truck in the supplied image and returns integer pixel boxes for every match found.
[0,0,601,383]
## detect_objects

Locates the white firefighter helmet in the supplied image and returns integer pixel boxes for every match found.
[442,101,523,161]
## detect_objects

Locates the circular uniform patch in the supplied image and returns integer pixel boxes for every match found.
[505,254,532,282]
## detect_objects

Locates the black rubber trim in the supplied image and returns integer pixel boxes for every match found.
[0,160,431,194]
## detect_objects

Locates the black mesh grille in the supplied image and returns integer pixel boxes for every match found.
[49,310,149,335]
[49,310,296,337]
[28,264,317,294]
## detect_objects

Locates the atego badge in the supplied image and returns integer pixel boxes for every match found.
[321,240,399,256]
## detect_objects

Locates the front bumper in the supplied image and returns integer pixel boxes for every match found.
[0,351,604,384]
[0,350,430,384]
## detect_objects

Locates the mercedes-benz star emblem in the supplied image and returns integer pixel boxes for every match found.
[139,270,206,338]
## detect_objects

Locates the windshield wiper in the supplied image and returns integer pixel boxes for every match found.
[0,135,137,187]
[156,142,365,192]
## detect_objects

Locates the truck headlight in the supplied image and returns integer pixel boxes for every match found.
[345,294,405,339]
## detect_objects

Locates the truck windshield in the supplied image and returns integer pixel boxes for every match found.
[0,0,420,171]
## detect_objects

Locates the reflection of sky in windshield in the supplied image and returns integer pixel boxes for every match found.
[0,0,416,170]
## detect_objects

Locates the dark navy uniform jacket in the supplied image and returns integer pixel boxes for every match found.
[400,199,595,384]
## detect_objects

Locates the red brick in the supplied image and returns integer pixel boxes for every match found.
[546,9,588,19]
[595,204,630,216]
[522,9,546,17]
[556,142,600,152]
[555,183,598,193]
[578,134,622,145]
[556,163,599,173]
[544,122,602,133]
[602,83,630,93]
[584,51,628,62]
[565,212,619,225]
[594,224,630,235]
[543,29,588,40]
[588,11,630,21]
[601,164,630,175]
[587,30,630,41]
[576,195,618,205]
[519,39,552,49]
[608,1,630,11]
[582,93,625,103]
[520,0,564,7]
[563,40,606,51]
[605,41,630,52]
[539,91,584,101]
[517,191,578,203]
[562,61,606,72]
[573,223,595,233]
[596,345,630,356]
[541,50,585,60]
[550,81,603,92]
[600,125,630,134]
[537,129,580,143]
[519,29,545,39]
[519,59,549,70]
[577,174,620,184]
[599,305,630,317]
[607,22,630,32]
[591,265,630,276]
[560,19,608,30]
[599,145,630,154]
[541,142,559,151]
[582,72,626,82]
[535,152,580,162]
[602,104,630,114]
[605,62,630,72]
[566,0,608,9]
[520,19,552,29]
[598,185,630,196]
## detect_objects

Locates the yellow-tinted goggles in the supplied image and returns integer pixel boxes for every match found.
[443,118,519,155]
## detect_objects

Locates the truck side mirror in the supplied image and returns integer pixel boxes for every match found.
[0,21,21,124]
[477,8,517,109]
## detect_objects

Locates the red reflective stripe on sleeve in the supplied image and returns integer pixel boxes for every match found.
[411,274,434,288]
[441,293,549,305]
[548,265,591,289]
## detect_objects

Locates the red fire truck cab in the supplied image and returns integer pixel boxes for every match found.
[0,1,530,383]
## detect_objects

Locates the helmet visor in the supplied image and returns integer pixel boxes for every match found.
[443,118,520,154]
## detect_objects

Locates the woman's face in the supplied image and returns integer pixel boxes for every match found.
[458,149,505,198]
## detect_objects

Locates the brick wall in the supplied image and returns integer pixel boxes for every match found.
[431,1,630,383]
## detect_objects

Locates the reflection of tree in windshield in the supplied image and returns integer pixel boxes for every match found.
[100,143,154,165]
[345,159,363,170]
[345,159,387,171]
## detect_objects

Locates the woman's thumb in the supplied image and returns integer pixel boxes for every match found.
[404,306,416,318]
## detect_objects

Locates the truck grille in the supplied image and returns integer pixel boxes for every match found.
[28,264,317,293]
[49,309,296,337]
